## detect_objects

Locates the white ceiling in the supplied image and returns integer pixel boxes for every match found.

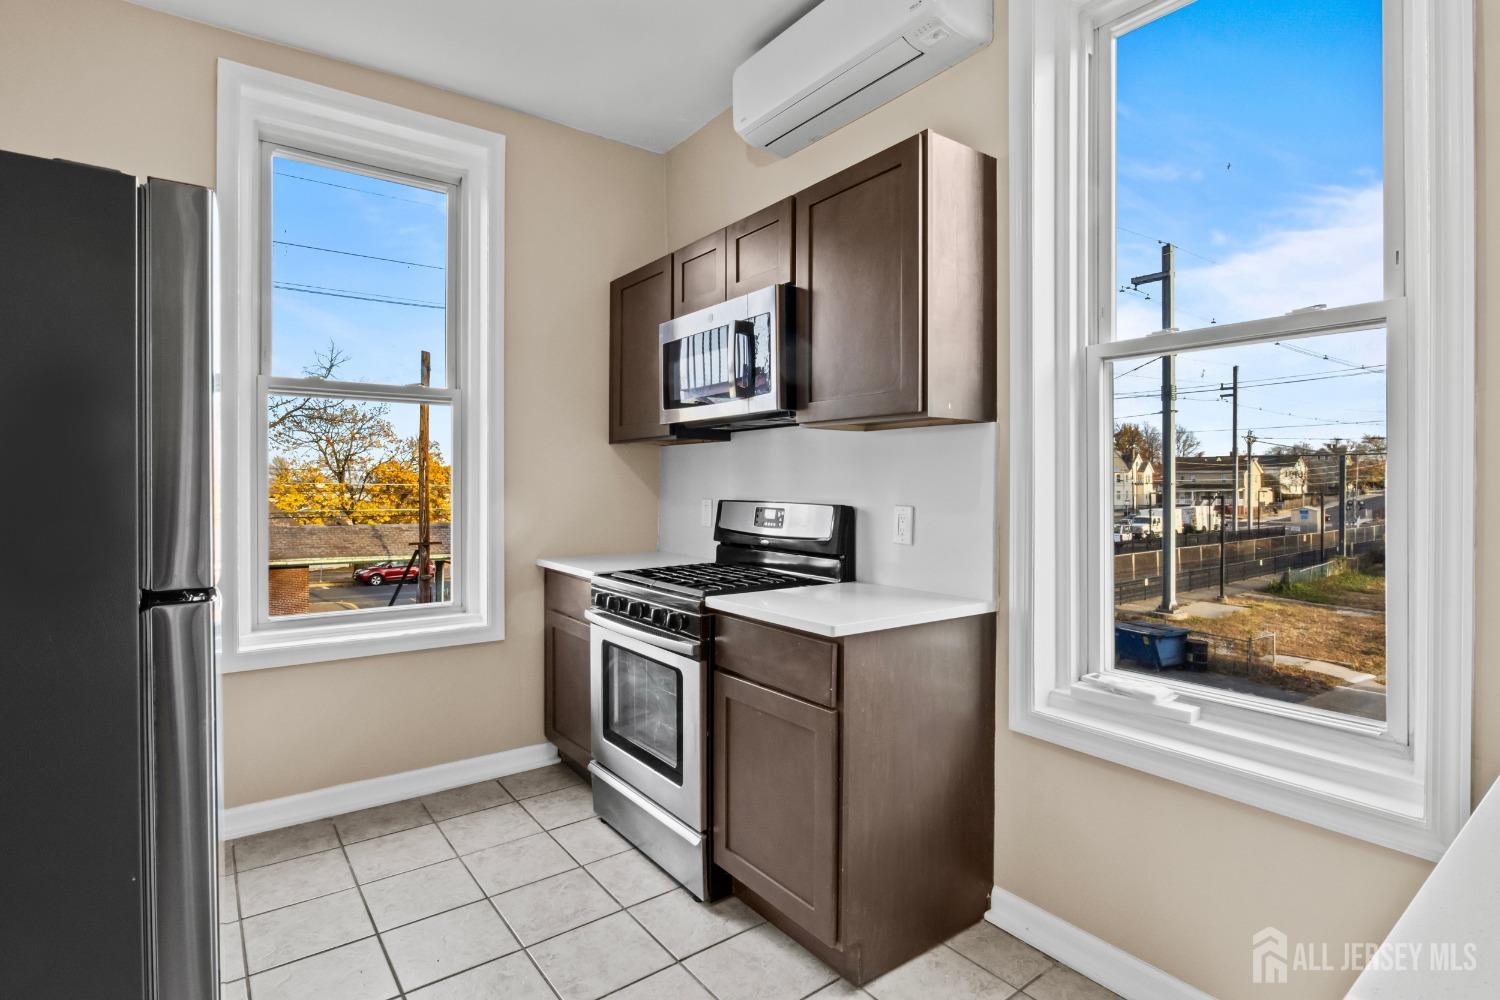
[128,0,820,152]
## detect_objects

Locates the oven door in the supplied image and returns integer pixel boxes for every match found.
[659,283,789,426]
[589,617,707,830]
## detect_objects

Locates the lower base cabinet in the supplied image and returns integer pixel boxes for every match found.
[712,611,997,986]
[713,671,840,945]
[543,570,592,772]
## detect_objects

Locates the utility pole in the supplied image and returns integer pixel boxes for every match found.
[1315,492,1325,563]
[1220,365,1239,532]
[1132,243,1177,612]
[1244,431,1257,532]
[417,350,433,605]
[1337,446,1349,558]
[1216,491,1227,601]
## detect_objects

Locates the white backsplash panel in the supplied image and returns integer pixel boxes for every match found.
[658,423,996,599]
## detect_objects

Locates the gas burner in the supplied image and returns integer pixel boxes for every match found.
[607,562,810,598]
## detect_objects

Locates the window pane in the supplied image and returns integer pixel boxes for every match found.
[267,396,454,617]
[270,155,449,385]
[1114,0,1384,338]
[1109,328,1387,722]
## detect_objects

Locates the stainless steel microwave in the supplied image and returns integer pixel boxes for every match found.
[658,284,794,428]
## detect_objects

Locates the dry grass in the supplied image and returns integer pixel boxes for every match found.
[1127,596,1386,682]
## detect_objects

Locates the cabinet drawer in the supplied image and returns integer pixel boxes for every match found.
[544,570,591,621]
[715,614,838,708]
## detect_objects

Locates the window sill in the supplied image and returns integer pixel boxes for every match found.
[1014,678,1445,860]
[221,606,504,672]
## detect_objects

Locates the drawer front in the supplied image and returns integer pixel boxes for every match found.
[715,614,838,708]
[544,570,591,621]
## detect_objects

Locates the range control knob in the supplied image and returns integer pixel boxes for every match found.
[628,602,647,618]
[592,592,608,609]
[667,613,685,632]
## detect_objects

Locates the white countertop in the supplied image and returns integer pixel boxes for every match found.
[706,582,996,638]
[1348,779,1500,998]
[535,551,699,580]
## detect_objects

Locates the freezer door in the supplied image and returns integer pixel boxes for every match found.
[147,600,219,1000]
[142,178,215,593]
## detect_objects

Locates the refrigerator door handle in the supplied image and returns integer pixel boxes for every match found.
[145,600,218,1000]
[142,178,216,593]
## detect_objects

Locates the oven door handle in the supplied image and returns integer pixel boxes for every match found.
[585,610,702,658]
[588,761,704,847]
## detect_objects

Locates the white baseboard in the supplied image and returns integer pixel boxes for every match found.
[220,742,561,840]
[986,886,1213,1000]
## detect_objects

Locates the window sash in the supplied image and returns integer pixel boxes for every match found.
[1007,0,1472,860]
[1083,0,1407,741]
[254,141,466,629]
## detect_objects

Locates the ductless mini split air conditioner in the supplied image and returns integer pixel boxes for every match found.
[732,0,992,157]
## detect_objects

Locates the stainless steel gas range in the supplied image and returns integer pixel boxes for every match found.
[585,500,855,900]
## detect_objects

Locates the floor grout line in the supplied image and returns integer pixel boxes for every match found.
[336,822,406,996]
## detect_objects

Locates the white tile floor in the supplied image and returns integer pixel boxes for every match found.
[221,764,1119,1000]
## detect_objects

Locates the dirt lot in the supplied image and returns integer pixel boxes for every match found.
[1120,564,1387,684]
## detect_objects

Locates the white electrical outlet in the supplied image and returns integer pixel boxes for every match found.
[701,499,714,528]
[894,505,915,545]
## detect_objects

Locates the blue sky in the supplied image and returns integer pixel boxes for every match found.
[1113,0,1386,457]
[270,155,451,449]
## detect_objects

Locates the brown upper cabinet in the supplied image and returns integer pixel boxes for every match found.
[609,254,672,443]
[796,131,996,429]
[606,131,992,443]
[671,229,727,317]
[726,197,794,297]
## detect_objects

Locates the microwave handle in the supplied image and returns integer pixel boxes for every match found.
[733,321,754,397]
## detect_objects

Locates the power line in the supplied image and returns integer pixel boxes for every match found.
[274,239,444,271]
[1114,365,1385,400]
[1113,358,1158,381]
[274,169,443,207]
[1275,341,1377,371]
[273,281,446,310]
[1116,225,1220,264]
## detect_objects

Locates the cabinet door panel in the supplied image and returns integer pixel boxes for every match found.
[609,255,672,442]
[714,672,838,946]
[796,135,923,423]
[545,610,592,767]
[726,198,793,297]
[672,229,726,317]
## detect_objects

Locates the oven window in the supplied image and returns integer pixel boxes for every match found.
[663,313,772,411]
[601,641,684,783]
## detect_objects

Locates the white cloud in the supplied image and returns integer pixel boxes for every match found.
[1117,183,1384,339]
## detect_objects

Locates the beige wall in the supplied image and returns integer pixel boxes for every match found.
[664,2,1495,998]
[0,0,666,806]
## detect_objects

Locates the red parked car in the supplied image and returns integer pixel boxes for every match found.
[354,561,435,586]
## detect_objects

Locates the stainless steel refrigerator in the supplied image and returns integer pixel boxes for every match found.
[0,149,218,999]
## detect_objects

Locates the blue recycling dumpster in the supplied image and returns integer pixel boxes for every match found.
[1114,621,1190,669]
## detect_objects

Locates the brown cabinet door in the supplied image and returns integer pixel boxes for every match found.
[726,198,793,298]
[544,610,592,768]
[609,254,672,442]
[672,229,727,317]
[795,135,923,423]
[714,671,839,946]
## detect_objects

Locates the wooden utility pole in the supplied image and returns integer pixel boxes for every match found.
[417,350,433,604]
[1132,243,1177,612]
[1220,365,1239,531]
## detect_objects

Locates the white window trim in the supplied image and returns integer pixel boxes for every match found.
[1007,0,1473,859]
[216,60,505,671]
